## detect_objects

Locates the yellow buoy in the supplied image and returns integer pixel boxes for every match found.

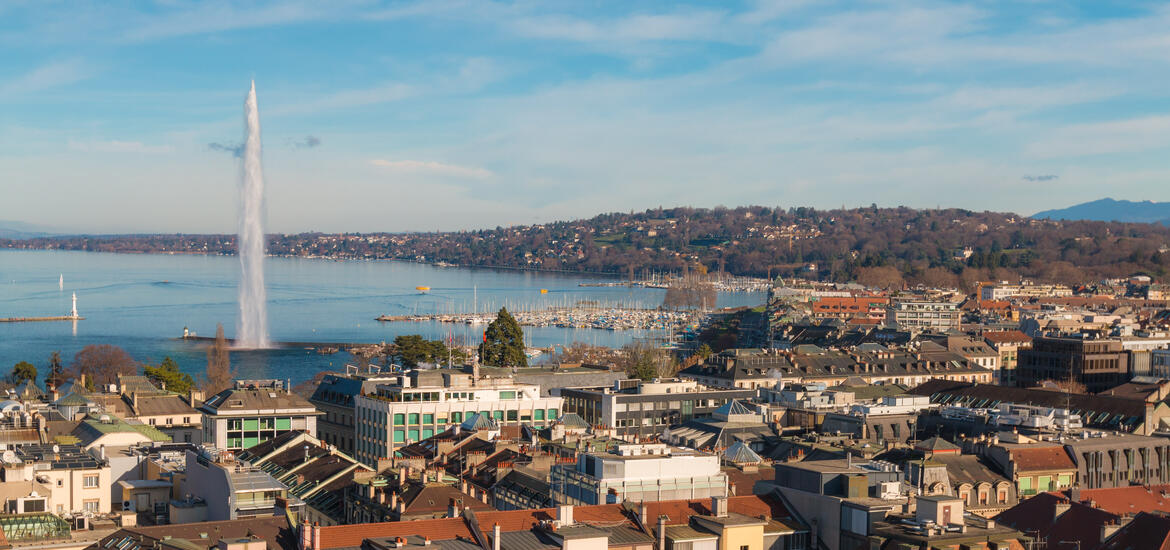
[416,286,430,292]
[540,289,548,294]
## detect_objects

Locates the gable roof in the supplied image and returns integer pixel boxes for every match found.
[1010,446,1075,472]
[1067,485,1170,516]
[995,492,1117,550]
[915,436,960,453]
[315,517,473,549]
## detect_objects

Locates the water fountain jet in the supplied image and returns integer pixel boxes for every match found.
[236,80,271,349]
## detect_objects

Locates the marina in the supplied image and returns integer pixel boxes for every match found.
[377,306,701,331]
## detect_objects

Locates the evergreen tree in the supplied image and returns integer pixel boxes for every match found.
[478,308,527,367]
[203,324,235,394]
[45,351,66,388]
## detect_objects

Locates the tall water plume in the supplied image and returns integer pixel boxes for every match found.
[237,80,270,348]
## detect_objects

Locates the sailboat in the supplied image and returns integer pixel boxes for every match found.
[59,274,63,291]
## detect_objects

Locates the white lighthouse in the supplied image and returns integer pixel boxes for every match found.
[70,293,79,319]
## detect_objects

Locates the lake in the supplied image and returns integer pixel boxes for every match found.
[0,249,765,385]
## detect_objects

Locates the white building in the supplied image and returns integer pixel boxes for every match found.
[550,444,728,505]
[887,298,961,332]
[980,282,1073,300]
[352,369,562,466]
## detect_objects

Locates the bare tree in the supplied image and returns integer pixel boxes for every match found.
[203,324,235,394]
[69,345,138,390]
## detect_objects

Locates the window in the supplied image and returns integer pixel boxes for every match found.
[84,500,101,513]
[452,412,463,423]
[408,413,420,424]
[499,391,517,400]
[83,475,100,488]
[506,410,518,421]
[393,414,405,426]
[741,546,749,550]
[423,414,434,424]
[534,410,545,421]
[548,409,559,420]
[493,410,504,420]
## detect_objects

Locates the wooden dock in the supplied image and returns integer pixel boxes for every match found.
[0,315,84,323]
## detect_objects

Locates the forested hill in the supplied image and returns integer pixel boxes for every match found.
[4,205,1170,287]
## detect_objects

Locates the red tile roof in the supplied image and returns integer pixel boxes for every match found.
[1010,446,1075,472]
[995,492,1117,550]
[316,517,472,549]
[1068,485,1170,516]
[983,330,1031,344]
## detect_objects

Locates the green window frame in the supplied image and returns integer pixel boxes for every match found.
[534,410,545,421]
[1019,477,1033,495]
[393,414,405,426]
[393,430,405,443]
[1058,474,1072,487]
[242,418,259,430]
[548,409,559,420]
[1038,475,1051,491]
[408,413,420,424]
[452,412,463,423]
[499,391,517,400]
[506,410,518,421]
[423,414,434,424]
[423,428,434,439]
[408,429,419,442]
[493,410,504,420]
[275,417,291,430]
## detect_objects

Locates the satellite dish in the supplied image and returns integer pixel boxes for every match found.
[1,450,16,463]
[52,445,60,454]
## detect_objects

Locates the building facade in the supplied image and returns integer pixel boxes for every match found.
[558,379,757,440]
[1017,336,1130,392]
[551,444,728,505]
[199,380,321,451]
[352,369,562,466]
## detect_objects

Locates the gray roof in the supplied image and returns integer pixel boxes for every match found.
[461,412,499,431]
[714,400,755,417]
[557,412,590,429]
[55,391,91,407]
[724,441,763,464]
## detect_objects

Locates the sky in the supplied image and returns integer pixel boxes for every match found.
[1,1,1169,234]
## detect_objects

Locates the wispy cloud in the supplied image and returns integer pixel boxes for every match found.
[291,135,321,149]
[0,59,94,96]
[68,140,173,154]
[1023,174,1059,182]
[370,159,492,179]
[207,141,244,157]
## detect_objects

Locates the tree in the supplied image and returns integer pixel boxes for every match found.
[694,343,713,361]
[479,308,527,367]
[10,361,37,384]
[394,335,458,367]
[622,342,678,381]
[203,324,235,394]
[142,357,195,394]
[70,345,138,390]
[45,351,66,388]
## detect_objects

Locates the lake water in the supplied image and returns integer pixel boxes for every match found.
[0,249,765,384]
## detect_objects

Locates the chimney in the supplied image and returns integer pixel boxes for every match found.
[657,515,667,550]
[557,504,573,527]
[99,444,106,461]
[399,467,407,484]
[390,491,398,509]
[449,498,462,518]
[1102,521,1123,541]
[711,496,728,518]
[1053,501,1071,522]
[492,524,500,550]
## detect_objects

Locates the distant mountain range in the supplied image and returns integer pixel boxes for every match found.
[1033,198,1170,225]
[0,220,61,239]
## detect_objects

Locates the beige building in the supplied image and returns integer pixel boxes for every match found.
[1,443,112,515]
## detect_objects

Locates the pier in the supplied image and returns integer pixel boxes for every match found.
[0,315,84,323]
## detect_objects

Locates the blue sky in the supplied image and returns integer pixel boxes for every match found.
[1,1,1169,234]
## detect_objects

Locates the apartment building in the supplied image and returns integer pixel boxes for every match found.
[558,379,756,440]
[982,330,1032,386]
[0,443,111,515]
[352,369,562,466]
[550,444,728,506]
[980,281,1073,300]
[199,380,321,451]
[309,369,398,456]
[886,298,960,332]
[1017,336,1130,392]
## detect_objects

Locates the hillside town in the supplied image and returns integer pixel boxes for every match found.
[4,274,1170,550]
